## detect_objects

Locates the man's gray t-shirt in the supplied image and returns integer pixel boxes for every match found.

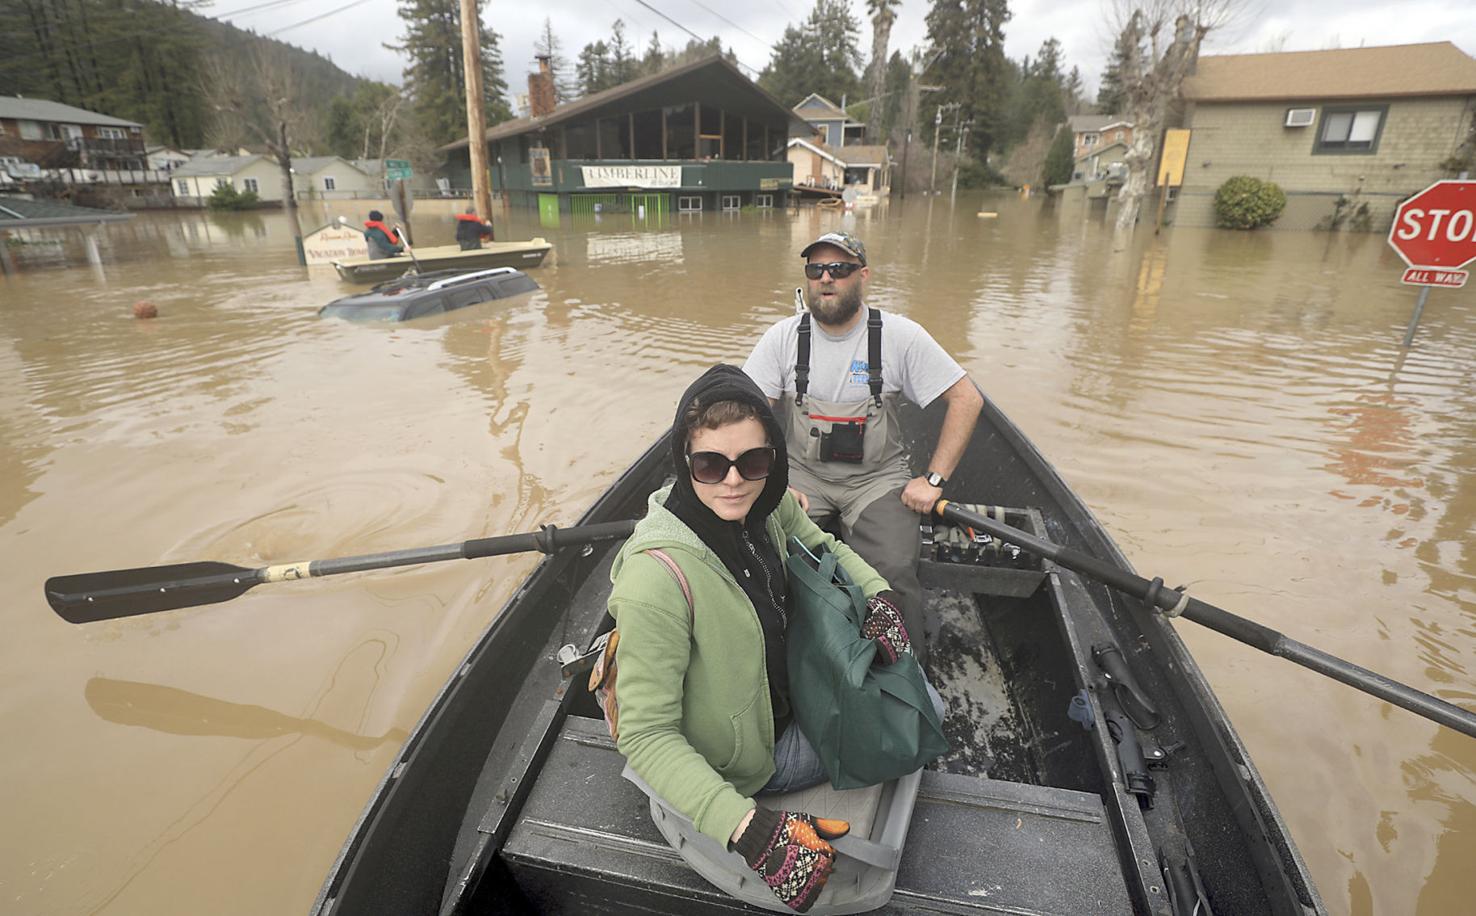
[743,308,965,407]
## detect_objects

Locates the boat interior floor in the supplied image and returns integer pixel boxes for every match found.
[481,538,1136,914]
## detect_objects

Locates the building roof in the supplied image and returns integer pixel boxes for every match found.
[1074,142,1129,164]
[786,139,889,168]
[292,156,367,175]
[0,195,134,227]
[794,94,849,120]
[170,155,265,177]
[1183,41,1476,102]
[1069,114,1131,133]
[0,96,141,128]
[443,54,805,151]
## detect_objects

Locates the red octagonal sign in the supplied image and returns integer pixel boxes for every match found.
[1388,180,1476,270]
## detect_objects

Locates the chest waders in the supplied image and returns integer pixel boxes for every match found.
[780,308,910,531]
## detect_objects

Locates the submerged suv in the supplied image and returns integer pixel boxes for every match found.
[319,267,540,322]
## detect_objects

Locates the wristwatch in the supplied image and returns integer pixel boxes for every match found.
[924,471,947,488]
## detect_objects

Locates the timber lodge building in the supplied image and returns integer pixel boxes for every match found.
[441,55,804,216]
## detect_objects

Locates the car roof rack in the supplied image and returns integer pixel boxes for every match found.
[425,267,518,291]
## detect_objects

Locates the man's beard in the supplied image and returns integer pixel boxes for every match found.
[806,281,863,326]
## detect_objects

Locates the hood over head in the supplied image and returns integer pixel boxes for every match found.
[664,364,787,547]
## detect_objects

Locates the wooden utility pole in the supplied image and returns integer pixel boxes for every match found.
[459,0,494,220]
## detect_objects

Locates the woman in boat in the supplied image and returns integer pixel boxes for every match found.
[607,364,915,912]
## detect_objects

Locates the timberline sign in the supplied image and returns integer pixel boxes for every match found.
[581,165,682,189]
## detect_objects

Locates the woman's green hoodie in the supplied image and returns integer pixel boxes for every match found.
[608,484,887,844]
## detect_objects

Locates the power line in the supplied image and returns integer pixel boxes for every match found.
[679,0,772,50]
[626,0,762,74]
[266,0,375,36]
[211,0,310,19]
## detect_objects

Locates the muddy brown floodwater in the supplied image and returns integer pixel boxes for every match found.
[1,195,1472,915]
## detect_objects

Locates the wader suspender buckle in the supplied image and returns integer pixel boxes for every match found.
[866,308,883,408]
[795,313,811,406]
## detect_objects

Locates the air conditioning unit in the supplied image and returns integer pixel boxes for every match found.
[1285,108,1316,128]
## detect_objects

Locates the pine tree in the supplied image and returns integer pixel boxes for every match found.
[642,31,667,76]
[392,0,511,148]
[923,0,1011,158]
[607,20,639,86]
[1041,123,1074,185]
[761,0,863,108]
[533,17,577,102]
[577,41,611,95]
[1096,27,1135,115]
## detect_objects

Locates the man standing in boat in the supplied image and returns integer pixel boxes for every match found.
[454,207,495,250]
[744,232,984,664]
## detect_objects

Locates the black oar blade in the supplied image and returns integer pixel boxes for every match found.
[46,561,257,624]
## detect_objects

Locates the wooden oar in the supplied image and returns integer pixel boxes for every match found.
[45,520,636,624]
[934,500,1476,740]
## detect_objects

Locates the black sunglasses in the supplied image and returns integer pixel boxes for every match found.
[687,447,776,485]
[804,261,862,280]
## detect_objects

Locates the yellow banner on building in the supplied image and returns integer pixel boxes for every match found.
[1157,129,1191,187]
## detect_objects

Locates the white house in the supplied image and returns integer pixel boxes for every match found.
[786,138,890,194]
[170,154,282,205]
[292,156,375,199]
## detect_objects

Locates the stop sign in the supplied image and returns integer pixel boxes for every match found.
[1388,180,1476,269]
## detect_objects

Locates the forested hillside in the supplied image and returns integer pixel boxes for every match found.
[0,0,367,149]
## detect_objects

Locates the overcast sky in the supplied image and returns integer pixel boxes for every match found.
[212,0,1476,106]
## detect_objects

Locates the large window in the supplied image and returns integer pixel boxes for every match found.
[723,113,743,160]
[665,104,695,159]
[633,109,663,159]
[97,127,127,139]
[244,177,259,193]
[1315,106,1386,154]
[322,176,335,191]
[597,117,630,158]
[564,122,597,159]
[745,123,765,160]
[177,179,190,196]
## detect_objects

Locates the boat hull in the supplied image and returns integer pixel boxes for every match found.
[310,393,1323,916]
[332,240,553,284]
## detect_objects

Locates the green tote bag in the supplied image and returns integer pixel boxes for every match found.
[784,537,949,790]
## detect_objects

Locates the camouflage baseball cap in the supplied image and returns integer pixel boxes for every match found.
[800,231,866,265]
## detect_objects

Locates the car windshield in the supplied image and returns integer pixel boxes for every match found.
[320,303,406,322]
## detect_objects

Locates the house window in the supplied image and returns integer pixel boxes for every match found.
[1113,130,1123,142]
[177,179,190,196]
[721,194,741,210]
[97,127,126,139]
[677,195,702,212]
[1315,106,1386,154]
[243,177,259,193]
[214,177,230,189]
[18,120,43,140]
[755,193,774,209]
[1083,132,1100,148]
[323,176,336,191]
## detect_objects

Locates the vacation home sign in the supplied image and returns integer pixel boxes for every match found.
[581,165,682,189]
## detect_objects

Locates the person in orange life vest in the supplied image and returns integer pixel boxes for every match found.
[362,210,403,260]
[455,208,495,250]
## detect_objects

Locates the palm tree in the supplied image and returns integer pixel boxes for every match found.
[865,0,900,142]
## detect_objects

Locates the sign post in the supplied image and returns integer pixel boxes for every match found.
[1387,180,1476,346]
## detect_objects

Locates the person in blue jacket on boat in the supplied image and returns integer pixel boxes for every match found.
[362,210,403,260]
[607,365,918,912]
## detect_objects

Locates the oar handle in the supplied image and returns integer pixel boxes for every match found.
[933,500,1476,740]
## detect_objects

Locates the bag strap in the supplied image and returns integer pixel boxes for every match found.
[644,548,694,622]
[794,312,811,406]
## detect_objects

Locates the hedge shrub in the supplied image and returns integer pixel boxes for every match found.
[207,184,260,211]
[1213,176,1286,229]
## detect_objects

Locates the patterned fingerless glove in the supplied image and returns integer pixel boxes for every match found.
[733,807,850,912]
[863,590,911,665]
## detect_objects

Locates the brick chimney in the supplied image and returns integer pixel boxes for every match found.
[528,55,556,119]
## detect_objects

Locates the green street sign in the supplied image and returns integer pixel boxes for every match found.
[385,159,413,181]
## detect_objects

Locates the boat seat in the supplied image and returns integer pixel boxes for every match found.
[502,715,1134,914]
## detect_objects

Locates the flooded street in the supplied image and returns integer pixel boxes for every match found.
[2,196,1472,915]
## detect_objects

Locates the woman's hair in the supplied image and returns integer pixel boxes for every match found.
[683,397,760,438]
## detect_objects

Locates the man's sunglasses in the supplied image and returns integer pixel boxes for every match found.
[687,447,777,485]
[804,261,862,280]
